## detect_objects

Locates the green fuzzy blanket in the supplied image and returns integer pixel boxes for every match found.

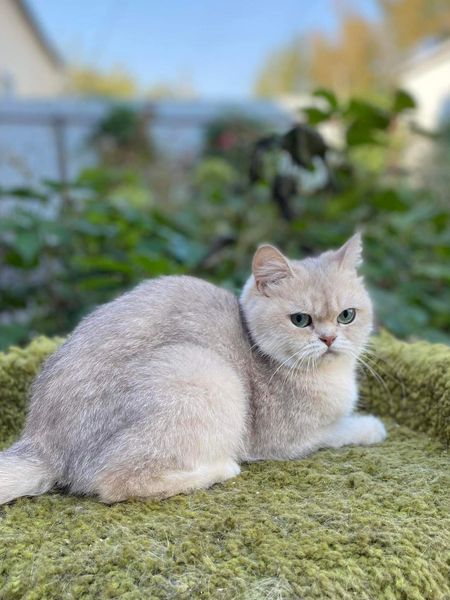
[0,334,449,599]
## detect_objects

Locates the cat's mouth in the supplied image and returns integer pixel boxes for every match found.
[320,347,339,358]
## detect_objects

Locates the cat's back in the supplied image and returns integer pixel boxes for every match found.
[32,275,247,388]
[26,275,248,438]
[80,274,243,349]
[25,275,251,483]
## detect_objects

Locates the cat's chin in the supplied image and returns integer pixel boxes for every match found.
[319,348,342,361]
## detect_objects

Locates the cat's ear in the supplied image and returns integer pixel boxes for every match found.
[334,232,363,270]
[252,245,293,294]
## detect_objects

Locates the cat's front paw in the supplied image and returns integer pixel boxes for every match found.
[356,415,387,445]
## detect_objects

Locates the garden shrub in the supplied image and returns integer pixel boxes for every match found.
[0,89,449,349]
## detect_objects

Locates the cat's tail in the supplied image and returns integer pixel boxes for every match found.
[0,441,54,505]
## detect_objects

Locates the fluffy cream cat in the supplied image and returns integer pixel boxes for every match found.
[0,234,386,504]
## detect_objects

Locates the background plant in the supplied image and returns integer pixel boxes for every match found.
[90,104,155,168]
[0,89,448,350]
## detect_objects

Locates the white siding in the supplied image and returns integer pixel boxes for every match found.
[401,43,450,131]
[0,0,64,98]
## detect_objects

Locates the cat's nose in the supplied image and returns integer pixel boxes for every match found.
[319,335,336,347]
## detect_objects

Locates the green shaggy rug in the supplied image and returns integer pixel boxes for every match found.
[0,334,449,599]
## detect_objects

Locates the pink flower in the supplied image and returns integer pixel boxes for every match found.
[217,131,238,151]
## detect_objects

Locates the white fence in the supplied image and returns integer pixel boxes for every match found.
[0,98,295,189]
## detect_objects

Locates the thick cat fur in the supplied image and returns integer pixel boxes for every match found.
[0,234,386,503]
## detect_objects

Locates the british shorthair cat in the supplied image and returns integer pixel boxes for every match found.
[0,233,386,504]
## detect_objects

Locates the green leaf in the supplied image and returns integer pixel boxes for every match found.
[13,231,42,263]
[392,89,416,113]
[413,263,450,281]
[281,125,327,168]
[76,274,124,291]
[133,254,179,275]
[8,187,48,201]
[0,323,29,350]
[346,123,380,146]
[74,256,134,274]
[313,88,338,110]
[370,189,408,212]
[345,100,390,131]
[303,107,331,125]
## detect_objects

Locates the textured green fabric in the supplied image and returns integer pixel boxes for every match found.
[0,337,63,447]
[360,332,450,447]
[0,335,449,599]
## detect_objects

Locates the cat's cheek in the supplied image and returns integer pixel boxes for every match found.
[342,320,372,350]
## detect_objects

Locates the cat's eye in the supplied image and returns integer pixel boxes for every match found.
[337,308,356,324]
[290,313,312,328]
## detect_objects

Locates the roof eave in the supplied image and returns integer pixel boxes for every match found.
[14,0,64,69]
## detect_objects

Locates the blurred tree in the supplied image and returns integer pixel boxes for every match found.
[145,77,196,99]
[379,0,450,50]
[254,0,450,98]
[253,37,310,97]
[68,65,137,98]
[145,83,186,99]
[310,15,379,96]
[254,14,379,97]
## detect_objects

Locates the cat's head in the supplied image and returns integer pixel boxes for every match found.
[240,234,373,368]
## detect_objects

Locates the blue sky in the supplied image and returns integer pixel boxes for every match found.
[29,0,380,97]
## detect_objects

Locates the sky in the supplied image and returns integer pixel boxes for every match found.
[28,0,380,98]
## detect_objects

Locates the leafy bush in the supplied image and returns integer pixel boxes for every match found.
[90,104,154,167]
[248,90,450,343]
[0,89,449,349]
[203,113,268,170]
[0,173,187,347]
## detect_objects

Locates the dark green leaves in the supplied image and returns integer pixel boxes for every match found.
[313,89,339,111]
[303,90,339,123]
[392,89,416,113]
[345,100,391,147]
[303,107,331,125]
[281,126,327,168]
[303,87,418,148]
[0,85,447,350]
[0,178,194,349]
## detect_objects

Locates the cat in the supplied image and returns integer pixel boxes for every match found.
[0,233,386,504]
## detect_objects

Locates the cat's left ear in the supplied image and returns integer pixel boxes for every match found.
[334,232,363,270]
[252,245,294,295]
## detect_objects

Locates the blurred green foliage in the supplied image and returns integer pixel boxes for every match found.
[203,112,268,170]
[90,104,154,167]
[0,89,449,350]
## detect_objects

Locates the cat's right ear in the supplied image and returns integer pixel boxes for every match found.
[252,245,293,295]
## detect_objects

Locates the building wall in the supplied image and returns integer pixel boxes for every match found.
[401,43,450,131]
[0,0,65,98]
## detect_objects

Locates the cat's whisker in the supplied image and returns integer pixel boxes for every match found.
[280,354,301,394]
[268,348,307,383]
[289,356,305,391]
[360,347,407,396]
[279,349,312,393]
[335,339,388,390]
[292,349,317,384]
[346,349,391,400]
[277,346,320,394]
[352,341,400,387]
